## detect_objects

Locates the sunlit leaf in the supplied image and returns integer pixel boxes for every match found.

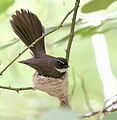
[81,0,116,13]
[52,11,117,46]
[0,0,14,14]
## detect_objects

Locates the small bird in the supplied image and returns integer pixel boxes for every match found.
[10,9,69,78]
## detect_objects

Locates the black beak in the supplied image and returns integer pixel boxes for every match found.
[64,64,69,68]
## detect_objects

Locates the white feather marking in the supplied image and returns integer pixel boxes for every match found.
[55,67,67,73]
[57,59,65,64]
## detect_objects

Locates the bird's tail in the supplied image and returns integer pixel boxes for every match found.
[10,9,46,57]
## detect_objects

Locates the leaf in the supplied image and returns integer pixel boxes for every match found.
[45,21,79,33]
[81,0,116,13]
[0,38,19,50]
[0,0,14,14]
[40,109,80,120]
[104,112,117,120]
[51,11,117,46]
[52,23,99,46]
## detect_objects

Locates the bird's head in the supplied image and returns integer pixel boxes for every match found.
[55,58,69,73]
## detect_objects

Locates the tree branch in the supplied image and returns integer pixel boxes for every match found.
[66,0,80,61]
[81,94,117,118]
[0,85,33,93]
[0,7,75,75]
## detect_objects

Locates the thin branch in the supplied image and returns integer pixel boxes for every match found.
[81,103,117,118]
[66,0,80,61]
[0,85,33,93]
[96,100,107,120]
[0,7,75,75]
[81,95,117,118]
[70,67,77,100]
[79,75,94,113]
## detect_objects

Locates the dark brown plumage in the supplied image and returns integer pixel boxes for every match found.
[10,9,45,57]
[10,9,69,78]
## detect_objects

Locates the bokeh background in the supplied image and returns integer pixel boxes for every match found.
[0,0,117,120]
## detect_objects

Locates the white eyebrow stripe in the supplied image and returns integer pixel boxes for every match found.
[57,59,65,64]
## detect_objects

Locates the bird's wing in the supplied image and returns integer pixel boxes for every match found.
[19,57,53,75]
[10,9,46,57]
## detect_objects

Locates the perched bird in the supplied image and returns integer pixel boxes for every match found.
[10,9,69,78]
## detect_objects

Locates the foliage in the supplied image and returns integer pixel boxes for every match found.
[104,112,117,120]
[0,0,14,14]
[81,0,116,13]
[40,109,79,120]
[0,0,117,120]
[0,39,18,50]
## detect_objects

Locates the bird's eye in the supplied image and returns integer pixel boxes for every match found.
[56,58,69,69]
[58,62,61,66]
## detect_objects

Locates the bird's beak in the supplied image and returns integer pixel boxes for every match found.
[64,65,69,68]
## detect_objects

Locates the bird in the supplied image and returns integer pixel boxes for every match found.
[10,9,69,78]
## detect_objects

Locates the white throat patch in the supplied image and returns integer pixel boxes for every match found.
[55,67,67,73]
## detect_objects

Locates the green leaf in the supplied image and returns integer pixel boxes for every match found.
[45,21,79,33]
[0,0,14,14]
[51,11,117,46]
[0,38,19,50]
[81,0,116,13]
[104,112,117,120]
[52,24,99,46]
[40,109,80,120]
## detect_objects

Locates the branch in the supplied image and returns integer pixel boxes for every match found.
[0,7,75,75]
[66,0,80,61]
[81,95,117,118]
[79,75,93,113]
[0,85,33,93]
[70,67,76,100]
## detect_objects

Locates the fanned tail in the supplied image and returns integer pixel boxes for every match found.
[10,9,46,57]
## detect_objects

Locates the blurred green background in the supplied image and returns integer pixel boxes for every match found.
[0,0,117,120]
